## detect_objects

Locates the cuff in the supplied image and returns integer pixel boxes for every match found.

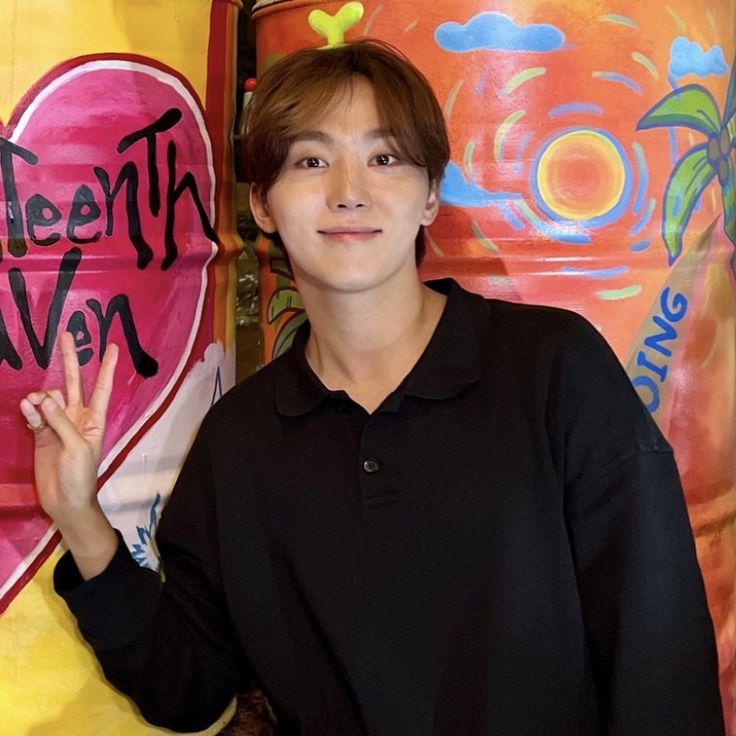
[53,530,160,648]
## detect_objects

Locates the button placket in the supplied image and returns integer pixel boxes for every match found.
[358,413,396,506]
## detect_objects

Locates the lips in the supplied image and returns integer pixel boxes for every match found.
[318,226,382,242]
[319,227,382,234]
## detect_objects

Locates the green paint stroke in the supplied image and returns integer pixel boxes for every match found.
[464,140,476,182]
[403,19,418,33]
[500,67,547,97]
[494,110,526,162]
[631,52,659,79]
[596,284,643,300]
[600,14,636,28]
[514,199,542,225]
[664,5,687,33]
[471,219,500,253]
[444,79,464,122]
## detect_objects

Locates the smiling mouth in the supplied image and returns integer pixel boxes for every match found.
[318,228,382,242]
[318,227,382,235]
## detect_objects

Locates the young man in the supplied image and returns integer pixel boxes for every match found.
[21,40,724,735]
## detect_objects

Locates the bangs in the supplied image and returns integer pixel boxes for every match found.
[241,37,450,264]
[281,76,430,172]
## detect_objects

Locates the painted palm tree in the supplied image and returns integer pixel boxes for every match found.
[636,58,735,268]
[265,237,306,359]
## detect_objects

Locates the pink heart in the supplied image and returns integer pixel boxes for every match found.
[0,59,217,611]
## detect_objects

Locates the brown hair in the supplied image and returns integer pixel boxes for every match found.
[241,39,450,264]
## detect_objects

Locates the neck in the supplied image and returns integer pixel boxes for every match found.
[298,275,446,413]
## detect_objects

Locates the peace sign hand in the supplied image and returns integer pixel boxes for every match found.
[19,331,120,579]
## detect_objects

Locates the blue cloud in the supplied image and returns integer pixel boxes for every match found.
[440,161,514,207]
[669,37,728,80]
[435,11,565,53]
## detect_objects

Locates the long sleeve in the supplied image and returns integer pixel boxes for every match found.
[555,315,724,734]
[565,449,724,734]
[54,418,251,732]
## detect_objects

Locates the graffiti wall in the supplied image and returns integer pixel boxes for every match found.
[252,0,736,731]
[0,1,241,734]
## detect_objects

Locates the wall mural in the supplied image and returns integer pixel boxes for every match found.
[251,0,736,731]
[0,2,240,734]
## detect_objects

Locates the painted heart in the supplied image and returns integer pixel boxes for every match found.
[0,59,217,611]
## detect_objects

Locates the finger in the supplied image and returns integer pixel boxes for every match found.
[38,395,87,450]
[88,343,119,420]
[20,397,51,434]
[60,331,84,406]
[46,389,67,411]
[26,391,48,406]
[26,390,65,409]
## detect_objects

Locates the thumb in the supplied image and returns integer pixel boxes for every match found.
[20,396,58,449]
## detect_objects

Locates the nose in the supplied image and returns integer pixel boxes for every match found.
[324,158,371,210]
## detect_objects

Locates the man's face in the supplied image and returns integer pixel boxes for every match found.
[250,78,440,296]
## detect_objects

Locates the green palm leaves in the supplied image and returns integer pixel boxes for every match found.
[637,60,736,265]
[266,238,306,359]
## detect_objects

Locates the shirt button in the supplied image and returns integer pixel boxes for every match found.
[362,458,380,474]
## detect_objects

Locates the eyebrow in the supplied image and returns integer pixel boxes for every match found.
[290,128,395,144]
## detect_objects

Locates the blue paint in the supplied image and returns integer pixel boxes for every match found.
[515,131,534,162]
[513,131,534,175]
[669,37,728,81]
[630,286,688,414]
[644,315,679,357]
[549,102,604,118]
[693,188,703,213]
[130,493,162,572]
[435,11,565,53]
[440,161,521,208]
[631,374,661,413]
[629,239,651,252]
[595,72,642,95]
[561,264,628,279]
[499,202,525,230]
[631,142,648,216]
[636,350,668,382]
[518,209,592,244]
[671,191,683,218]
[629,198,655,237]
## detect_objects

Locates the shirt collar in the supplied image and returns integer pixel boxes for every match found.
[274,279,490,416]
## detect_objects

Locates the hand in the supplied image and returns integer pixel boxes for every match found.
[20,332,120,578]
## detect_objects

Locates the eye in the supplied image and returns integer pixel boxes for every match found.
[299,157,326,169]
[372,153,399,166]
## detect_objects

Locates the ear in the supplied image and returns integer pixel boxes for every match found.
[420,180,441,227]
[249,185,277,234]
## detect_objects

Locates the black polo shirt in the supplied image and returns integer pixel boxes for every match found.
[56,279,724,735]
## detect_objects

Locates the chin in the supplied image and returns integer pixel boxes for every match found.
[295,256,414,295]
